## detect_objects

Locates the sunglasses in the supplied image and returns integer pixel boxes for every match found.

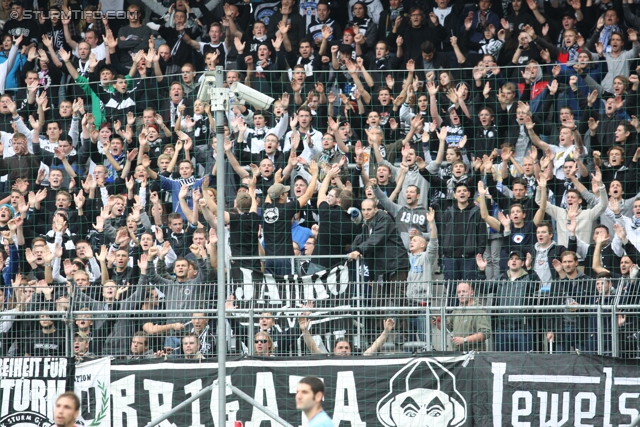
[255,339,268,344]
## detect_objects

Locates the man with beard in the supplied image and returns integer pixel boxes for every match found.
[53,393,81,427]
[145,245,209,327]
[283,106,323,161]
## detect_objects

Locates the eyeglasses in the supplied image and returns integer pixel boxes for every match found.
[255,339,268,344]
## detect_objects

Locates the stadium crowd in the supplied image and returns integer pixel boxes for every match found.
[0,0,637,359]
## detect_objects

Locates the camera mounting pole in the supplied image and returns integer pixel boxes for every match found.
[212,66,228,427]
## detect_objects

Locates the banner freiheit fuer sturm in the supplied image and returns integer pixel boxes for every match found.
[0,357,74,427]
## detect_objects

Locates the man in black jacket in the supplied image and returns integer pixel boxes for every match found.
[349,197,409,342]
[546,251,593,353]
[0,132,41,191]
[386,8,447,67]
[441,182,487,306]
[349,197,409,283]
[477,250,539,352]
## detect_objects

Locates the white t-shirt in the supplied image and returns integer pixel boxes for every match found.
[549,144,588,180]
[433,6,452,26]
[74,43,107,61]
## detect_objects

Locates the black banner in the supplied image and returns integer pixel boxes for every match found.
[111,355,474,427]
[473,353,640,427]
[110,354,640,427]
[0,357,75,427]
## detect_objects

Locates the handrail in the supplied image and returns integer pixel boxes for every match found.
[15,303,638,317]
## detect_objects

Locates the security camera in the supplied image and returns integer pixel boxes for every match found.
[197,71,229,111]
[230,82,275,110]
[197,72,218,103]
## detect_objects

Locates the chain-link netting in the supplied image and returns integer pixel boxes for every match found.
[1,3,640,420]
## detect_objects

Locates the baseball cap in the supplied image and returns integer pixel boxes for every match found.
[268,183,290,200]
[294,175,308,185]
[509,250,524,260]
[339,44,354,55]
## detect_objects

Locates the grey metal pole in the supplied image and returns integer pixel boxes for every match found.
[229,384,295,427]
[597,304,603,355]
[612,301,619,358]
[356,258,361,351]
[248,305,255,356]
[214,65,227,427]
[145,380,296,427]
[425,303,431,351]
[66,318,72,358]
[146,384,215,427]
[440,304,447,351]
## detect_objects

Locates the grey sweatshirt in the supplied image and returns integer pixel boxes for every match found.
[380,160,431,209]
[407,238,439,303]
[374,186,430,250]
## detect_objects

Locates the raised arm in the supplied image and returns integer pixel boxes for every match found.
[224,139,250,179]
[525,115,550,151]
[387,164,407,203]
[317,164,339,207]
[477,181,501,230]
[592,233,609,274]
[61,16,79,51]
[298,315,323,354]
[296,161,319,207]
[95,245,110,285]
[363,318,394,355]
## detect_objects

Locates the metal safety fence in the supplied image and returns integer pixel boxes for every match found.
[5,274,639,360]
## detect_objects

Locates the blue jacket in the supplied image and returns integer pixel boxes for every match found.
[159,174,213,220]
